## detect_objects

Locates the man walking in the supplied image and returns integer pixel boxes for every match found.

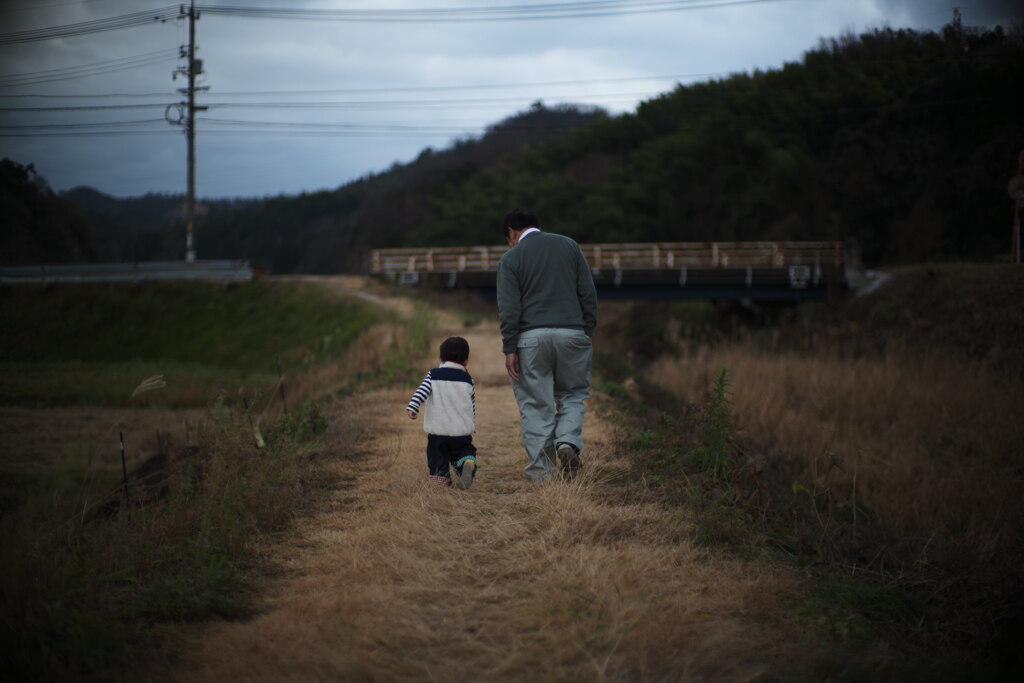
[496,208,598,485]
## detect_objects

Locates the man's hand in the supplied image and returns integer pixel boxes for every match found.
[505,352,520,381]
[407,410,418,420]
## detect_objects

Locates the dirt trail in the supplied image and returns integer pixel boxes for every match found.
[170,279,810,681]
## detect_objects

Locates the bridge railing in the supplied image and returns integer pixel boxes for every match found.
[370,241,843,274]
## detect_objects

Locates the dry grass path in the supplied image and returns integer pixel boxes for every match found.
[171,281,815,682]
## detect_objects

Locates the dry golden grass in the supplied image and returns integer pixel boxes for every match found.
[646,343,1024,563]
[169,320,823,682]
[285,323,403,400]
[0,405,204,475]
[277,276,450,409]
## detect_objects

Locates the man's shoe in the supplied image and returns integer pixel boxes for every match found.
[557,443,581,476]
[456,456,476,490]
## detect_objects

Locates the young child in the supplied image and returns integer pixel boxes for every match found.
[406,336,478,489]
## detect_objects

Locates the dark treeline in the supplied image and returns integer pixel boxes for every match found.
[61,187,231,265]
[0,160,97,266]
[4,23,1021,272]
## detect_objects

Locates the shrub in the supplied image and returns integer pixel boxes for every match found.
[687,367,736,481]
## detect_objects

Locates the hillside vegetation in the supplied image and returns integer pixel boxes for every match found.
[593,263,1024,670]
[4,23,1020,272]
[0,280,379,406]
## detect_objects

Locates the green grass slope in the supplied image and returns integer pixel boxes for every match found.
[0,280,380,406]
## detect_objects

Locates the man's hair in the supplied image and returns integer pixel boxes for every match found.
[440,336,470,364]
[502,208,540,240]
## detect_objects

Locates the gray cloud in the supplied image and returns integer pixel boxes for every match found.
[1,0,1019,198]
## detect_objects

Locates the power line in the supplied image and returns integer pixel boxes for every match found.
[198,130,479,137]
[0,72,719,100]
[202,90,659,108]
[0,118,595,138]
[0,110,602,133]
[0,103,169,111]
[202,118,475,129]
[0,0,789,45]
[0,129,471,138]
[0,118,167,130]
[0,91,179,99]
[0,48,178,87]
[0,110,613,137]
[0,129,178,137]
[2,0,123,11]
[190,72,724,97]
[0,6,180,45]
[0,90,662,112]
[199,0,786,23]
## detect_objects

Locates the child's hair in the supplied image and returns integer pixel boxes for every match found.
[440,336,470,364]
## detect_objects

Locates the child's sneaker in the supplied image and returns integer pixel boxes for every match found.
[455,456,477,490]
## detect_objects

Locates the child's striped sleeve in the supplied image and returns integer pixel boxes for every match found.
[406,371,433,415]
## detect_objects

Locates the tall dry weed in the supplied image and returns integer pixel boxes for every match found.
[647,343,1024,565]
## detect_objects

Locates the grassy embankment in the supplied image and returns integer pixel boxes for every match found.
[593,264,1024,673]
[0,279,387,406]
[0,279,432,681]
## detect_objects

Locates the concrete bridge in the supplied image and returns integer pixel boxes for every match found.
[370,241,846,302]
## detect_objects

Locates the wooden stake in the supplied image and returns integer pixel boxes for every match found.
[119,431,129,510]
[276,356,289,415]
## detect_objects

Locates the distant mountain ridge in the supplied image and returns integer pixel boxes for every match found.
[4,22,1021,272]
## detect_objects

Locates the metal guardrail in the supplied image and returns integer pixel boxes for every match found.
[370,241,844,274]
[0,260,253,284]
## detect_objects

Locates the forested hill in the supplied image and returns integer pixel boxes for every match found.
[6,23,1022,273]
[413,24,1022,266]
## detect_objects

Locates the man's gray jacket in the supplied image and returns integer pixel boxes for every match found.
[496,231,598,354]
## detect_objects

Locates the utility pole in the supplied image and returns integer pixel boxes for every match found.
[168,0,208,262]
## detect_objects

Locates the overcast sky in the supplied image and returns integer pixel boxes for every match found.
[0,0,1020,199]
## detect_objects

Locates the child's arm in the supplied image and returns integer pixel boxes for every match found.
[406,371,432,419]
[471,378,476,430]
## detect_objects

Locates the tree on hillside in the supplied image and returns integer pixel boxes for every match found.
[0,159,97,266]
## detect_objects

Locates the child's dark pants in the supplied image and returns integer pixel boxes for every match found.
[426,434,476,485]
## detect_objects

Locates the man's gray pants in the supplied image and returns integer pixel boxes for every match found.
[511,328,592,484]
